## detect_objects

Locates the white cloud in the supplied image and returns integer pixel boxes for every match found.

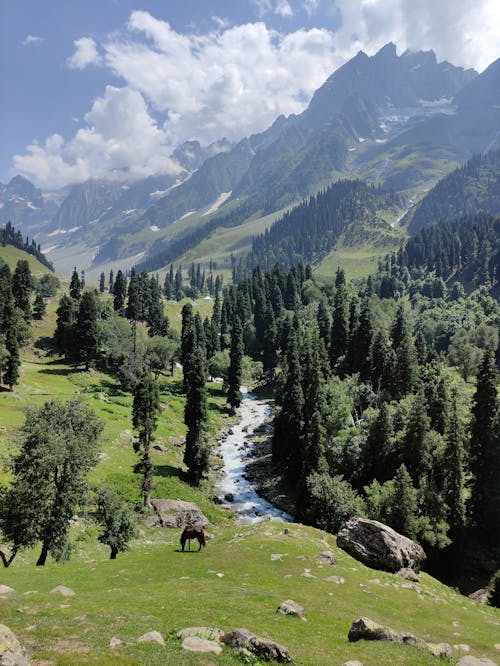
[13,86,180,189]
[21,35,44,46]
[332,0,500,73]
[276,1,294,17]
[67,37,101,69]
[303,0,320,17]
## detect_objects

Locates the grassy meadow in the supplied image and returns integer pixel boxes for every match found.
[0,286,498,666]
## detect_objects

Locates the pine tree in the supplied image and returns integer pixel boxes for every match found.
[362,403,393,485]
[113,270,127,313]
[330,285,349,369]
[108,269,114,294]
[69,267,81,300]
[391,464,417,539]
[99,272,106,293]
[12,260,33,319]
[132,373,160,507]
[443,390,466,536]
[181,303,195,390]
[227,316,244,409]
[54,294,76,356]
[2,301,20,390]
[183,347,209,485]
[32,293,46,320]
[370,330,389,393]
[346,299,373,379]
[403,391,432,484]
[75,291,98,370]
[391,304,417,398]
[272,332,304,481]
[468,349,499,535]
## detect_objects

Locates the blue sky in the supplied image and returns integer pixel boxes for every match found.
[1,0,499,189]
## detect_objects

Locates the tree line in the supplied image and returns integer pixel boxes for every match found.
[1,221,54,270]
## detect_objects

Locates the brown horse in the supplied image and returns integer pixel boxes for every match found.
[180,525,206,551]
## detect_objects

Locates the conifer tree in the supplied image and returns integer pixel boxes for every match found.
[54,294,76,356]
[317,300,331,346]
[99,272,106,293]
[32,293,46,320]
[69,267,81,300]
[2,301,20,390]
[362,403,393,485]
[391,304,417,398]
[347,299,373,379]
[370,330,389,393]
[113,270,127,313]
[391,464,417,539]
[272,332,304,481]
[468,349,499,534]
[108,269,114,294]
[75,291,98,370]
[12,260,33,319]
[180,303,195,390]
[183,347,209,485]
[403,391,432,483]
[443,390,466,537]
[132,373,160,507]
[330,285,349,368]
[227,316,244,408]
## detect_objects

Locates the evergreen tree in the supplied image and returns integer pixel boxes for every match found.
[468,349,499,535]
[272,332,304,481]
[183,347,209,485]
[108,269,114,294]
[0,265,20,390]
[132,374,160,507]
[69,267,81,300]
[113,270,127,313]
[391,464,418,539]
[391,304,417,398]
[346,299,373,379]
[330,285,349,368]
[227,316,244,408]
[180,303,196,390]
[403,391,432,483]
[370,330,389,393]
[32,293,46,320]
[54,294,76,356]
[99,272,106,293]
[443,390,466,536]
[362,403,393,485]
[75,291,98,370]
[12,260,33,319]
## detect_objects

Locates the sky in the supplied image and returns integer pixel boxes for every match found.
[1,0,499,190]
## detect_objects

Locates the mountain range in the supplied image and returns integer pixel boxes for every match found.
[2,43,499,277]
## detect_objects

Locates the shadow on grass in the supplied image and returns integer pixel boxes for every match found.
[160,378,184,396]
[207,400,228,415]
[154,464,183,479]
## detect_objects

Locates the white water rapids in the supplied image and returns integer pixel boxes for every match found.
[215,387,292,525]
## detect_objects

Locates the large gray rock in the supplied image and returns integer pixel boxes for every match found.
[277,600,305,618]
[148,499,209,528]
[457,658,498,666]
[182,636,222,655]
[348,617,451,659]
[0,624,31,665]
[222,628,293,662]
[337,518,426,573]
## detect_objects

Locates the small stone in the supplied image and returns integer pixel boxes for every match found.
[454,644,471,653]
[342,661,364,666]
[457,658,499,666]
[137,631,165,645]
[271,554,284,561]
[318,550,337,565]
[50,586,75,597]
[0,585,15,594]
[109,637,123,648]
[224,493,234,502]
[277,600,305,618]
[216,572,224,578]
[495,644,500,650]
[182,636,222,655]
[325,576,345,584]
[397,567,419,582]
[301,571,315,578]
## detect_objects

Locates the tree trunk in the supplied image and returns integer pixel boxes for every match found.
[110,546,118,560]
[36,542,49,566]
[0,548,17,567]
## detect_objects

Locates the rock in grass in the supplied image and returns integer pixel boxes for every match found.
[181,636,222,655]
[337,518,426,573]
[457,658,499,666]
[109,637,123,648]
[325,575,345,584]
[468,589,489,604]
[222,628,293,662]
[318,551,337,566]
[49,586,75,597]
[0,586,15,595]
[348,617,451,659]
[148,499,209,528]
[0,623,31,665]
[177,627,224,642]
[137,631,165,646]
[342,661,364,666]
[277,600,305,618]
[397,567,419,582]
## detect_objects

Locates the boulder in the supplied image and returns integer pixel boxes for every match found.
[182,636,222,655]
[0,623,31,665]
[457,658,498,666]
[177,627,224,642]
[277,600,305,618]
[224,493,234,503]
[0,586,15,595]
[109,637,123,648]
[348,617,451,659]
[337,518,426,573]
[148,499,209,528]
[137,631,165,646]
[222,629,293,662]
[49,585,75,597]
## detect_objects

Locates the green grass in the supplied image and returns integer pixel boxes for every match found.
[0,244,53,277]
[0,301,499,665]
[315,241,402,281]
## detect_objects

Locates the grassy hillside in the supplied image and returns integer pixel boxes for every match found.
[0,300,498,665]
[0,243,53,277]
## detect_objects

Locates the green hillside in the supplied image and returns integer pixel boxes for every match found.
[0,243,53,277]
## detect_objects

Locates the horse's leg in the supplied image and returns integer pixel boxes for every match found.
[188,538,191,551]
[181,537,185,552]
[198,537,202,551]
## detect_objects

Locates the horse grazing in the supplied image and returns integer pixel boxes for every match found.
[180,525,206,551]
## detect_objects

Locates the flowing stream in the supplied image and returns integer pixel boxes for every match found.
[215,387,292,525]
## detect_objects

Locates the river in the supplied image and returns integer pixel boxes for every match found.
[215,387,293,525]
